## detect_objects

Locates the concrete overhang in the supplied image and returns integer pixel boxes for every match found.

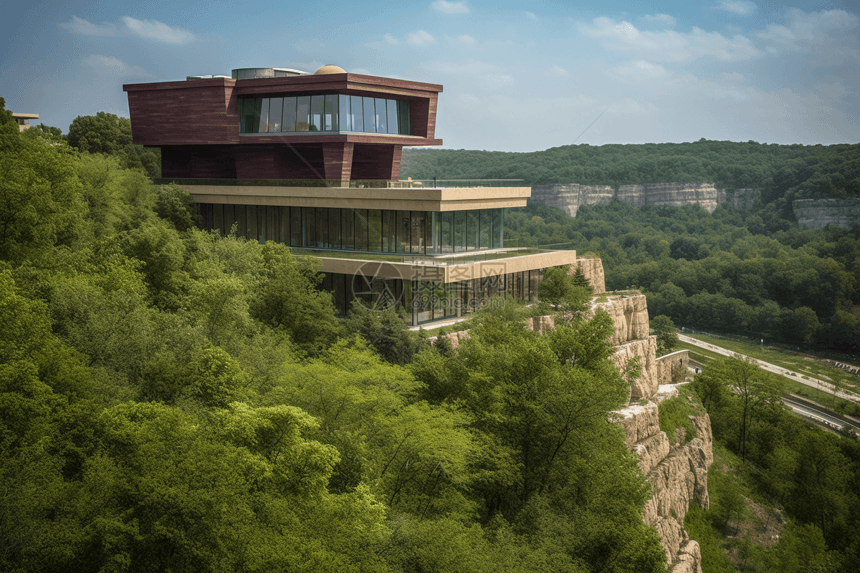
[311,250,576,283]
[184,185,531,212]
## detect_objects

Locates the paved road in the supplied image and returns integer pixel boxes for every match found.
[679,334,860,404]
[782,396,860,432]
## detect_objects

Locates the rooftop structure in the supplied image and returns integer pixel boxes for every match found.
[124,65,575,325]
[12,112,38,132]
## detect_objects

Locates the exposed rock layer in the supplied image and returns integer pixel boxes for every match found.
[591,294,651,346]
[529,182,763,217]
[573,258,606,294]
[792,198,860,230]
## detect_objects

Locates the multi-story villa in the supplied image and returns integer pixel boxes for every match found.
[124,65,576,325]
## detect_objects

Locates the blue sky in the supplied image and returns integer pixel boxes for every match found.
[1,0,857,151]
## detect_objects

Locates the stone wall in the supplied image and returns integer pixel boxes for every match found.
[792,198,860,230]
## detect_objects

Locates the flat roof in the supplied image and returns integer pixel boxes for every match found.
[182,185,531,212]
[12,113,39,119]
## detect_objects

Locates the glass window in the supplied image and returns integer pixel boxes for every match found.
[290,207,302,246]
[454,211,466,252]
[283,97,297,132]
[363,97,376,133]
[325,95,338,131]
[258,99,269,133]
[241,98,262,133]
[329,208,341,249]
[480,210,491,249]
[268,97,283,132]
[467,211,479,250]
[296,96,310,131]
[339,95,351,131]
[398,100,410,135]
[396,211,410,253]
[303,207,315,247]
[375,98,387,134]
[416,282,433,323]
[310,95,324,131]
[387,99,399,135]
[411,211,425,254]
[350,96,363,132]
[440,212,452,253]
[368,209,382,252]
[382,210,395,253]
[491,209,503,249]
[342,209,354,250]
[316,207,328,248]
[355,209,368,251]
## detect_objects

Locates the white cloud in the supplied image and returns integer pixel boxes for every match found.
[714,1,756,16]
[59,16,117,36]
[548,65,569,77]
[120,16,195,44]
[384,33,398,45]
[525,11,537,20]
[432,1,469,14]
[644,14,677,27]
[82,55,152,78]
[606,59,672,84]
[455,34,477,46]
[757,9,859,60]
[59,15,195,45]
[578,17,759,63]
[407,30,437,45]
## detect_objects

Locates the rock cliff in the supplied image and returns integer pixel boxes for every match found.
[792,198,860,230]
[529,182,762,217]
[425,259,713,571]
[530,182,722,217]
[590,294,650,346]
[573,258,606,294]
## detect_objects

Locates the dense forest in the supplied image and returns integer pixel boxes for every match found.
[505,201,860,353]
[401,141,860,201]
[0,99,672,571]
[683,357,860,572]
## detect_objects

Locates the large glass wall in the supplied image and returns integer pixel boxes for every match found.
[325,268,545,324]
[198,204,503,256]
[239,95,410,135]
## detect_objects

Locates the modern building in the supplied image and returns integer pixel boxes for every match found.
[124,66,576,325]
[12,112,38,132]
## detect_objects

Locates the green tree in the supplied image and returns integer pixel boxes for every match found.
[650,315,679,356]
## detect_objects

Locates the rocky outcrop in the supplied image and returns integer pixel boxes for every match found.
[591,294,650,346]
[718,188,759,211]
[615,398,713,572]
[530,182,721,217]
[792,198,860,230]
[572,258,606,294]
[611,337,660,401]
[529,182,763,218]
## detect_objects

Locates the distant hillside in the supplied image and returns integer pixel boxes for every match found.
[401,140,860,203]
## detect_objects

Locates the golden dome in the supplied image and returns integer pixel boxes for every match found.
[314,64,346,75]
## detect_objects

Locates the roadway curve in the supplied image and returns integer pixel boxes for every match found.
[678,334,860,404]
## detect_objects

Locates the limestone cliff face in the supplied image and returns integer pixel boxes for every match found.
[573,258,606,294]
[614,391,713,573]
[530,182,722,216]
[530,182,765,217]
[611,337,660,401]
[792,198,860,230]
[590,294,650,346]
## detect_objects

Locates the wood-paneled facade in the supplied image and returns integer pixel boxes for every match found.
[123,72,442,182]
